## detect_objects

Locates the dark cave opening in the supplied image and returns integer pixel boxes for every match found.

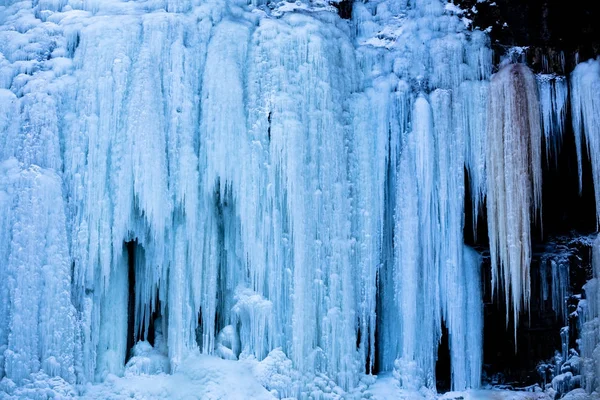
[480,256,563,387]
[124,240,160,363]
[333,0,353,19]
[126,240,136,363]
[436,323,451,393]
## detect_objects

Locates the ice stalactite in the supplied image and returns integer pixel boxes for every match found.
[461,80,489,233]
[391,92,484,391]
[537,74,568,165]
[539,255,570,323]
[394,95,440,390]
[487,63,543,336]
[580,235,600,393]
[571,58,600,225]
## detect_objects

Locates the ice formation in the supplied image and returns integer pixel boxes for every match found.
[0,0,592,397]
[580,235,600,393]
[537,74,568,165]
[487,63,542,335]
[571,58,600,224]
[539,255,570,323]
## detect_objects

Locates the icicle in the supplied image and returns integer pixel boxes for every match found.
[456,246,483,390]
[537,74,568,165]
[487,63,542,338]
[571,58,600,225]
[95,252,128,382]
[459,80,489,239]
[394,95,440,390]
[551,260,570,322]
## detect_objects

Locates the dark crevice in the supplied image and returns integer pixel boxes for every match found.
[463,167,489,248]
[267,111,272,142]
[124,240,162,363]
[436,323,451,393]
[333,0,353,19]
[539,111,597,239]
[126,240,137,363]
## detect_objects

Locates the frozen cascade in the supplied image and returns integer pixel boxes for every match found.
[353,0,490,390]
[0,0,562,396]
[487,63,543,336]
[571,58,600,224]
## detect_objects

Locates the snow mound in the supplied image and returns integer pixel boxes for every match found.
[84,353,275,400]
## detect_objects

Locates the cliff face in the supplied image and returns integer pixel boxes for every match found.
[455,0,600,73]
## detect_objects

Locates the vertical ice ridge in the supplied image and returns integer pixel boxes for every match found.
[243,14,362,390]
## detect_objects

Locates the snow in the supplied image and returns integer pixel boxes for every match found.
[84,353,276,400]
[366,374,554,400]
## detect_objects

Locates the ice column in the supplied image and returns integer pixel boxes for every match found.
[487,63,542,335]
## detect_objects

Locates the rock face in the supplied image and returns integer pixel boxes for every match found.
[456,0,600,73]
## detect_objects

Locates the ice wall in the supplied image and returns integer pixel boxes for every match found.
[0,85,76,386]
[0,0,571,395]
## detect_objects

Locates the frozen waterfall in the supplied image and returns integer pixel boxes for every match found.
[1,0,599,398]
